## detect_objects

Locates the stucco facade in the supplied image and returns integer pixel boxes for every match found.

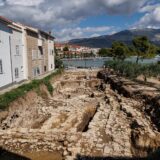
[10,27,25,83]
[0,16,55,89]
[26,28,55,79]
[48,37,55,71]
[0,21,12,88]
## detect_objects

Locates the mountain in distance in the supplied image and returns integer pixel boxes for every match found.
[68,28,160,48]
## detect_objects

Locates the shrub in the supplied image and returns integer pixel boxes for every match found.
[105,60,160,79]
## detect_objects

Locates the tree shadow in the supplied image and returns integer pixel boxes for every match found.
[76,155,146,160]
[134,79,160,91]
[76,148,160,160]
[0,147,30,160]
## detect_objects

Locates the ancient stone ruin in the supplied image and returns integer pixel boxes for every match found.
[0,69,160,160]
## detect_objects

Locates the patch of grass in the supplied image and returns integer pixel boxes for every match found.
[0,69,64,110]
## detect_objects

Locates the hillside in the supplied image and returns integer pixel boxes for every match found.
[69,28,160,48]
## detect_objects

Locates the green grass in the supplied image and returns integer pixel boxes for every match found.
[105,60,160,79]
[0,69,64,110]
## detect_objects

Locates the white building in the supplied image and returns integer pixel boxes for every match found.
[48,36,55,71]
[0,17,13,88]
[9,24,26,83]
[0,17,26,89]
[0,16,56,89]
[14,23,28,80]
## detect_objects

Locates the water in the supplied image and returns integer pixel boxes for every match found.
[63,57,112,68]
[62,56,160,68]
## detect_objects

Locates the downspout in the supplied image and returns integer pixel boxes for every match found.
[9,36,14,84]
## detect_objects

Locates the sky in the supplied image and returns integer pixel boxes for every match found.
[0,0,160,41]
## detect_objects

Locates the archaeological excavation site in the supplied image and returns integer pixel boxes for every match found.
[0,69,160,160]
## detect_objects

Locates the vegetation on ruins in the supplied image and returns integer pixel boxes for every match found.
[55,48,64,68]
[0,69,63,110]
[55,56,64,69]
[105,60,160,80]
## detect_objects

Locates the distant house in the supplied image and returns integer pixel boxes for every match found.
[55,43,66,57]
[55,43,99,58]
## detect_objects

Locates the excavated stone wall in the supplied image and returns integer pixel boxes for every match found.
[98,70,160,157]
[0,69,160,160]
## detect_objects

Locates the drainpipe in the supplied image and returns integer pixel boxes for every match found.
[9,36,14,84]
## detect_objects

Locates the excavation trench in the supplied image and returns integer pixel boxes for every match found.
[77,104,99,132]
[0,69,160,159]
[98,70,160,158]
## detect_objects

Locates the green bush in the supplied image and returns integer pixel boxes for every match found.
[0,69,64,110]
[105,60,160,79]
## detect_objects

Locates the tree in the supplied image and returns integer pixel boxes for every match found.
[90,51,94,57]
[147,44,157,58]
[112,41,128,61]
[132,36,150,63]
[74,52,77,58]
[63,46,69,52]
[157,47,160,55]
[55,56,63,68]
[98,48,112,57]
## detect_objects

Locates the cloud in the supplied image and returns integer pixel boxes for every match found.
[54,26,114,41]
[134,5,160,29]
[0,0,149,29]
[6,0,44,6]
[0,0,157,40]
[140,3,160,13]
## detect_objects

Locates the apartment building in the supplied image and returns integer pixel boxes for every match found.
[0,17,13,88]
[0,16,55,89]
[0,16,26,88]
[26,27,55,79]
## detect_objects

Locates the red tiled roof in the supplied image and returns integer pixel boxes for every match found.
[55,43,66,47]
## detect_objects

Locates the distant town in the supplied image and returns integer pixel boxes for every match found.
[55,43,100,59]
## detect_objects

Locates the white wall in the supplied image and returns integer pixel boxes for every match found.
[10,29,25,83]
[0,22,13,88]
[48,39,55,71]
[21,28,28,80]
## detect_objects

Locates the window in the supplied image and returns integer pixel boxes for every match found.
[33,68,37,77]
[15,68,19,78]
[37,67,40,75]
[0,60,3,74]
[33,67,41,77]
[38,46,43,55]
[51,64,53,69]
[50,49,54,55]
[44,66,47,72]
[16,45,20,55]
